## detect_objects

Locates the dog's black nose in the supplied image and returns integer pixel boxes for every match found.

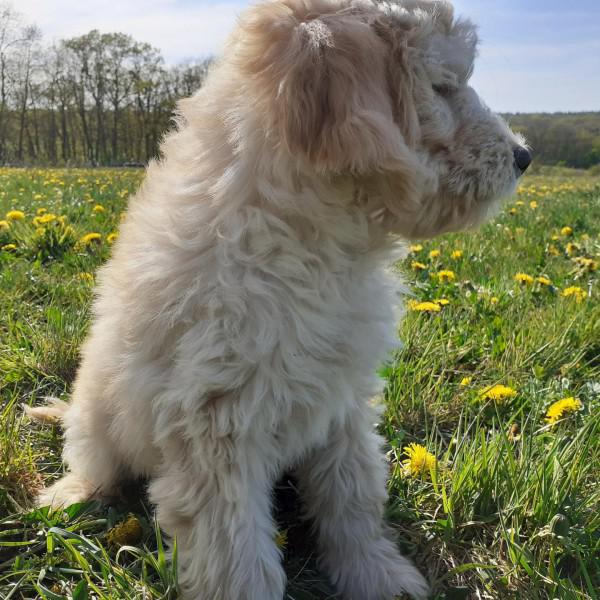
[514,146,531,173]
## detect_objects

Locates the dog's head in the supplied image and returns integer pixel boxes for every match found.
[230,0,529,239]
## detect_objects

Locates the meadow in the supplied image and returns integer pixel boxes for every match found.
[0,167,598,599]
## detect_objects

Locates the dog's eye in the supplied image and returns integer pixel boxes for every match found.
[433,84,454,97]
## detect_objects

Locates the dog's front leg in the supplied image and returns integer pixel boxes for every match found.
[149,435,286,600]
[296,403,430,600]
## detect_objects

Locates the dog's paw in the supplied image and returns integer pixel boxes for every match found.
[331,537,429,600]
[37,473,98,509]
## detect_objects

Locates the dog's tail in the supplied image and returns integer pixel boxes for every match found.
[23,397,69,425]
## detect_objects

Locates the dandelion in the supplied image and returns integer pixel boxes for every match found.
[490,296,499,304]
[562,286,586,303]
[565,242,579,256]
[429,249,440,259]
[78,232,102,247]
[536,276,552,286]
[460,376,472,386]
[451,250,463,259]
[560,226,573,237]
[402,443,437,478]
[106,515,143,547]
[2,243,17,251]
[408,300,441,313]
[509,208,518,215]
[78,272,94,282]
[36,207,47,215]
[409,244,423,253]
[479,384,517,403]
[545,397,582,425]
[93,204,105,213]
[437,270,456,283]
[107,232,119,244]
[6,210,25,221]
[573,257,597,272]
[547,245,560,256]
[33,213,57,226]
[0,220,9,231]
[436,298,450,306]
[529,201,538,209]
[514,273,534,285]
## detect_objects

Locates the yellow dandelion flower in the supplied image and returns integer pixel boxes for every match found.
[402,443,437,478]
[33,194,44,201]
[565,242,579,256]
[515,201,524,207]
[107,232,119,244]
[409,244,423,253]
[545,397,582,425]
[408,300,442,313]
[93,204,105,213]
[78,272,94,282]
[551,234,560,241]
[536,276,552,286]
[529,201,538,209]
[37,213,57,225]
[514,273,534,285]
[2,243,17,251]
[78,232,102,246]
[35,227,46,236]
[106,515,143,547]
[573,257,597,272]
[479,384,517,403]
[437,270,456,283]
[0,219,9,231]
[36,207,47,215]
[509,207,518,215]
[547,244,560,256]
[436,298,450,306]
[429,249,441,259]
[411,261,427,270]
[451,250,463,259]
[562,286,586,303]
[460,376,472,386]
[6,210,25,221]
[560,226,573,237]
[490,296,499,304]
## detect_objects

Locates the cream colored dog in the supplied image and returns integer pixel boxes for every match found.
[27,0,530,598]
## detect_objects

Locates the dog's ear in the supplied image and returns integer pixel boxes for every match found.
[234,0,414,173]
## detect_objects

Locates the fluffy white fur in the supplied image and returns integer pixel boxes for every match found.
[26,1,527,598]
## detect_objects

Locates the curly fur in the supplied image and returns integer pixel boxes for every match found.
[28,1,527,598]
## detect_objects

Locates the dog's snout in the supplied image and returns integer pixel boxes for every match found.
[513,146,532,174]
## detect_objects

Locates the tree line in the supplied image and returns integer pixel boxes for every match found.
[505,112,600,170]
[0,3,210,166]
[1,2,599,168]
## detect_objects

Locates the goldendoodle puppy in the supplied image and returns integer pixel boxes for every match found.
[27,0,530,598]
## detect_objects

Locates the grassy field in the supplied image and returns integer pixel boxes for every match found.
[0,167,599,599]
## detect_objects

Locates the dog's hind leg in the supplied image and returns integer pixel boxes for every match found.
[295,404,430,600]
[149,433,286,600]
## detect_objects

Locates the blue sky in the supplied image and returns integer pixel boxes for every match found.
[17,0,600,112]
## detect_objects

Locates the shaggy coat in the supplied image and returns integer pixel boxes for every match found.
[28,1,527,598]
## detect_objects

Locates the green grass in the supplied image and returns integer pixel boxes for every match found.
[0,168,599,599]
